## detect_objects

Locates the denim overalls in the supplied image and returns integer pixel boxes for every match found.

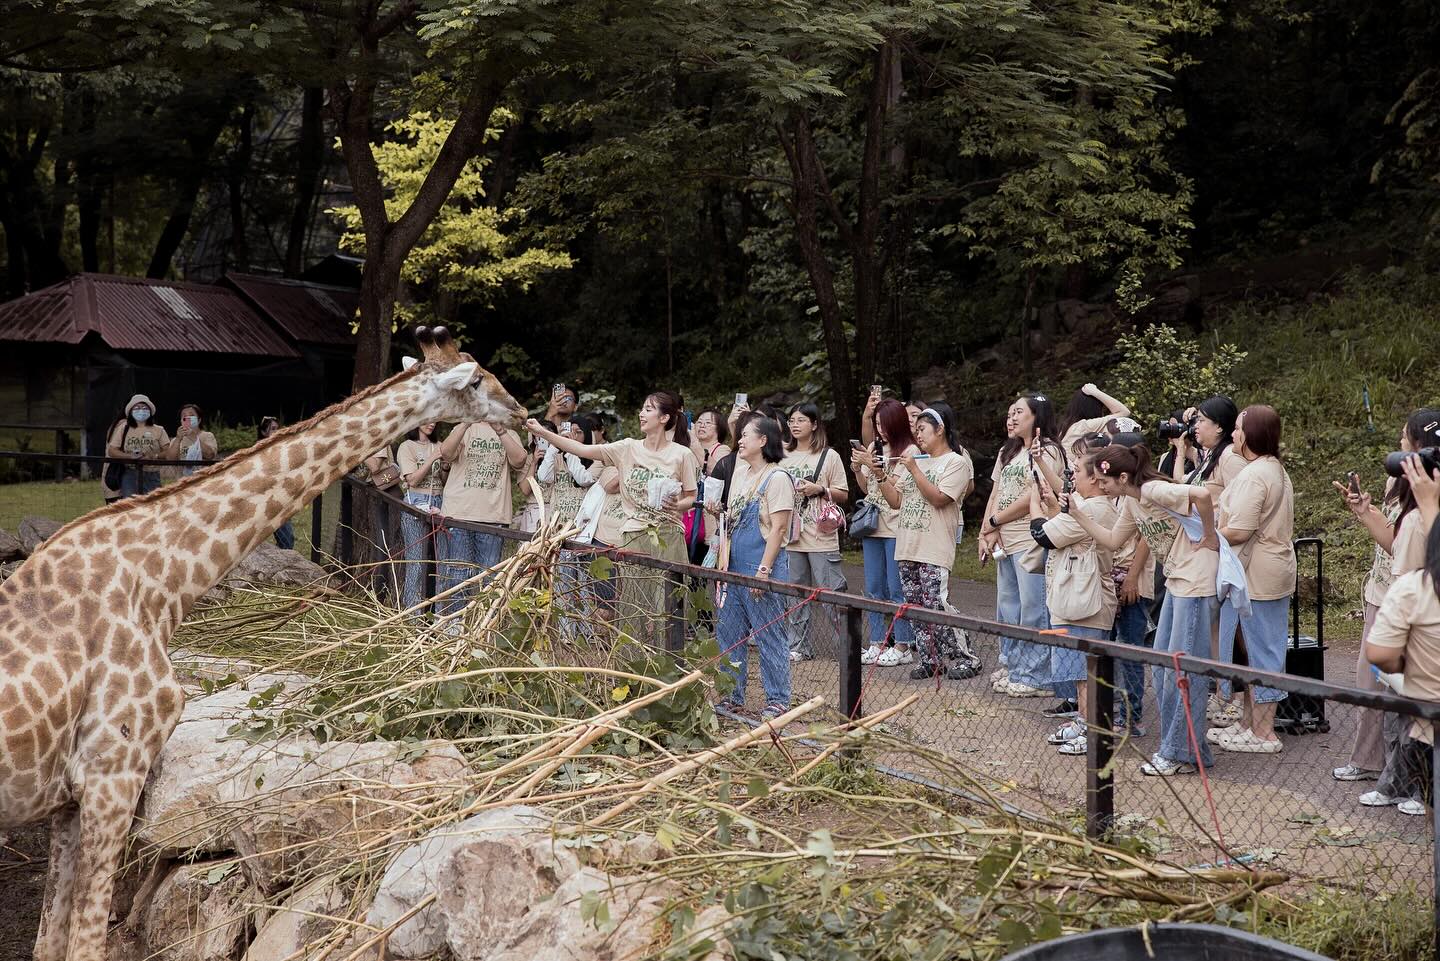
[718,469,792,709]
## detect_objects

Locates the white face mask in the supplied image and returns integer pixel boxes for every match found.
[133,408,151,423]
[185,415,198,429]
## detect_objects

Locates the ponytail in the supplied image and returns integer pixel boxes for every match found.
[1088,444,1167,490]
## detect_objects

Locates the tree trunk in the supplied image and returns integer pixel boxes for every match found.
[284,87,325,278]
[228,102,254,272]
[779,112,858,435]
[147,107,229,278]
[76,91,102,272]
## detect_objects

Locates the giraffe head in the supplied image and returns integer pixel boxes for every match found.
[402,326,527,429]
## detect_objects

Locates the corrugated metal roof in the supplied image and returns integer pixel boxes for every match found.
[0,274,300,357]
[223,273,357,346]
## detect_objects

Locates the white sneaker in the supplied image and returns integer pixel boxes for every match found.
[860,645,883,665]
[876,647,913,667]
[1002,682,1053,698]
[1047,721,1085,744]
[1398,799,1427,816]
[990,667,1009,684]
[1358,790,1398,807]
[788,651,804,663]
[1332,764,1379,782]
[1057,734,1088,755]
[1206,723,1242,745]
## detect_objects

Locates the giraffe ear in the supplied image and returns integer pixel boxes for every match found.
[402,356,419,371]
[434,361,478,391]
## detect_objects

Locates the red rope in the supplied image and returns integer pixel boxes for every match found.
[1172,649,1231,861]
[711,586,824,666]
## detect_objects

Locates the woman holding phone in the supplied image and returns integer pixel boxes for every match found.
[852,399,918,665]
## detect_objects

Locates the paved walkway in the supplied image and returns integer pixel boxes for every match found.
[754,568,1433,890]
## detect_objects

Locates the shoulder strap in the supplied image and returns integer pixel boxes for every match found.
[809,448,828,483]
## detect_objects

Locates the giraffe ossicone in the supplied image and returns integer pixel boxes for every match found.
[0,327,524,961]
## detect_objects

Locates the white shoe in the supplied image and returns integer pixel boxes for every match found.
[1047,721,1084,745]
[1332,764,1379,782]
[1216,729,1282,754]
[1206,723,1242,745]
[788,651,804,663]
[1057,734,1088,755]
[1358,790,1398,807]
[990,667,1009,684]
[1398,799,1427,816]
[876,647,913,667]
[1002,682,1053,698]
[860,645,883,665]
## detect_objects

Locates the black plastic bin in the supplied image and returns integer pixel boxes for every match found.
[1000,924,1330,961]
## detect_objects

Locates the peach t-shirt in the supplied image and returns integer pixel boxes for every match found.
[1218,456,1295,601]
[726,461,797,540]
[596,439,699,534]
[593,465,627,546]
[1139,480,1218,598]
[859,457,903,539]
[1364,501,1403,608]
[1368,570,1440,744]
[896,451,972,569]
[780,447,850,552]
[1391,509,1432,580]
[1041,497,1118,630]
[442,424,520,524]
[991,444,1064,553]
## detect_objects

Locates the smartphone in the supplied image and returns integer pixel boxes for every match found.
[870,384,882,397]
[849,439,864,450]
[1347,471,1362,496]
[553,383,567,397]
[735,393,748,407]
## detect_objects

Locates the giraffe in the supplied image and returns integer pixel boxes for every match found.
[0,326,524,961]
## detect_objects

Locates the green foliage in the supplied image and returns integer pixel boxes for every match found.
[1255,885,1436,961]
[1106,325,1247,428]
[1374,68,1440,255]
[330,111,572,328]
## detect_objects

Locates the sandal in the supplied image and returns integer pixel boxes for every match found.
[1216,729,1283,754]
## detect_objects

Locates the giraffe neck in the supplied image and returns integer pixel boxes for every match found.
[109,373,428,628]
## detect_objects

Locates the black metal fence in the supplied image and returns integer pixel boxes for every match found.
[5,451,1439,950]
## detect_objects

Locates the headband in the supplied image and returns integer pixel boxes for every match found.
[1110,416,1141,433]
[920,407,945,427]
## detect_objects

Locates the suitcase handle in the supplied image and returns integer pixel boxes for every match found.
[1291,537,1323,650]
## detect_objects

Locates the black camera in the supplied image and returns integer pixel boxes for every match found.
[1157,417,1196,441]
[1384,448,1440,478]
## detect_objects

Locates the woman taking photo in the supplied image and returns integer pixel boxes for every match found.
[781,402,849,662]
[1073,445,1221,776]
[687,407,731,564]
[1331,409,1440,786]
[978,394,1064,698]
[852,399,917,665]
[165,402,217,476]
[528,390,699,641]
[1209,405,1295,754]
[396,422,448,610]
[1029,444,1119,755]
[717,417,796,720]
[878,404,980,681]
[106,393,170,498]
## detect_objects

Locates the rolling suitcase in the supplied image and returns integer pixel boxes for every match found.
[1275,537,1328,734]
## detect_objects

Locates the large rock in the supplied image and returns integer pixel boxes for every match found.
[468,867,673,961]
[369,806,582,959]
[0,528,22,561]
[202,541,331,602]
[140,862,256,961]
[18,515,61,555]
[229,738,466,892]
[242,877,351,961]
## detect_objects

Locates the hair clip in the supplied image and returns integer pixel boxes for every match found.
[1100,460,1111,473]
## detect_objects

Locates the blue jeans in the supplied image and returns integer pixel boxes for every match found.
[862,536,913,648]
[1112,600,1150,725]
[1048,623,1109,685]
[1152,592,1219,767]
[399,492,443,610]
[273,520,295,551]
[719,475,792,707]
[995,553,1051,689]
[119,466,161,498]
[1219,595,1291,705]
[437,526,503,616]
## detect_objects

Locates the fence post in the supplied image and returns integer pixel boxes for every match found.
[840,606,864,721]
[665,571,687,654]
[1432,736,1440,961]
[310,492,323,566]
[1086,651,1115,839]
[53,429,64,482]
[338,481,354,567]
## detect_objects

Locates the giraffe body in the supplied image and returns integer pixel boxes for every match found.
[0,331,521,961]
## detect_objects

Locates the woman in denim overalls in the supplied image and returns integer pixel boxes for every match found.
[718,418,795,721]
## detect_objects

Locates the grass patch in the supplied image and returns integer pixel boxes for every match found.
[1257,884,1436,961]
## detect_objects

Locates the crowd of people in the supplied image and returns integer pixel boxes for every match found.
[102,378,1440,809]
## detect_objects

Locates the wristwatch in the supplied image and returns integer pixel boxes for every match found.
[989,513,1001,529]
[757,565,772,576]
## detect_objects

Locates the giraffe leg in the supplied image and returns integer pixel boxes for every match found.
[63,774,145,961]
[34,804,82,961]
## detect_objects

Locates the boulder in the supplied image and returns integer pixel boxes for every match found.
[242,877,351,961]
[202,541,331,602]
[140,862,256,961]
[169,650,265,684]
[369,806,582,959]
[469,867,672,961]
[0,528,22,561]
[229,738,466,892]
[18,515,61,555]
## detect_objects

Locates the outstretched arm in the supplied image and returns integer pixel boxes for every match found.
[526,418,608,463]
[1082,383,1129,417]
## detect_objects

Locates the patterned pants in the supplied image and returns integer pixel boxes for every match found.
[897,560,980,675]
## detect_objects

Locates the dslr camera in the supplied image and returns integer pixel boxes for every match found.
[1157,415,1197,442]
[1384,447,1440,478]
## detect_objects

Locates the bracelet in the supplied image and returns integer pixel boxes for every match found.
[757,565,772,575]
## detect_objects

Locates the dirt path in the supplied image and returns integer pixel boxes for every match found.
[1,824,48,961]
